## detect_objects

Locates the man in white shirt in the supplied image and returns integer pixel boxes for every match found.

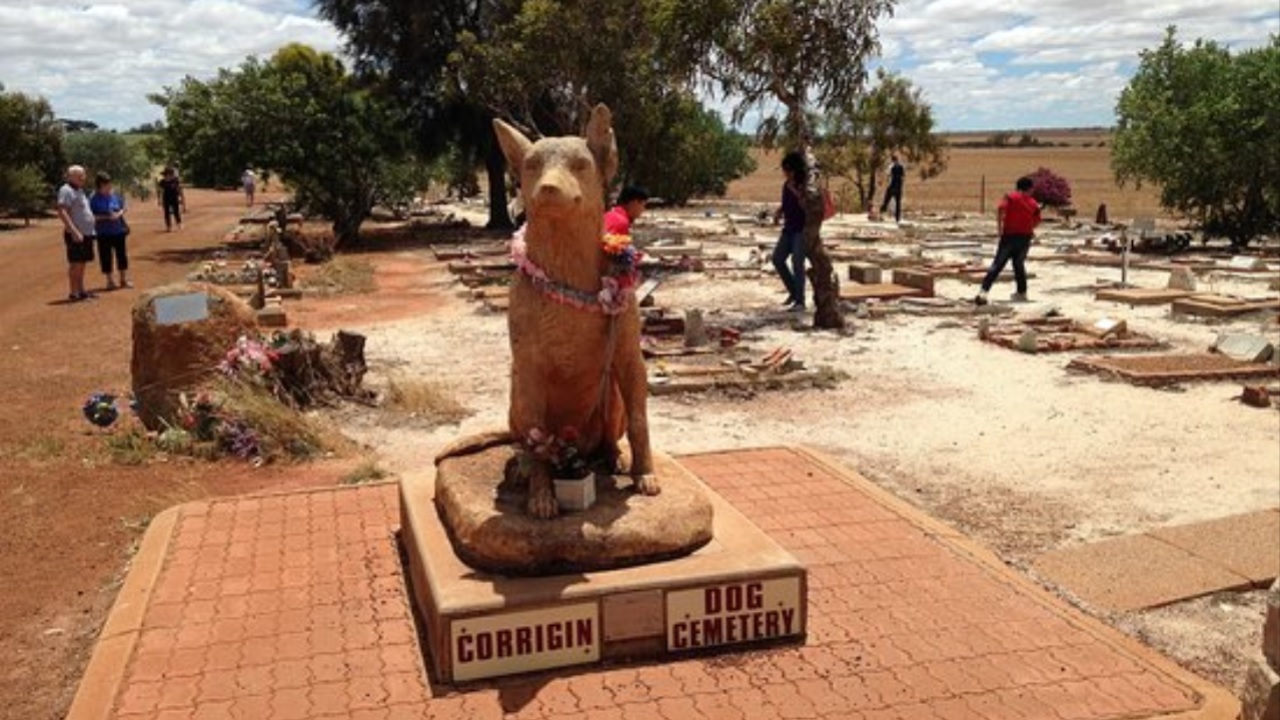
[241,167,257,207]
[56,165,97,301]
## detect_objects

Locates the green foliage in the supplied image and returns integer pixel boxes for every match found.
[448,0,752,203]
[154,44,424,247]
[1113,28,1279,246]
[815,70,947,210]
[316,0,516,228]
[0,165,49,224]
[63,131,153,200]
[625,97,756,204]
[709,0,896,147]
[0,84,64,216]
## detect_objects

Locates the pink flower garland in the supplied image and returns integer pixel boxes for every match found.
[510,225,640,315]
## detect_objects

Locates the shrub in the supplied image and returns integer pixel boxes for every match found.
[1027,167,1072,209]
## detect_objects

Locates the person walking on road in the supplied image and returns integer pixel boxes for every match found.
[158,166,184,231]
[241,167,257,207]
[56,165,97,302]
[975,176,1042,305]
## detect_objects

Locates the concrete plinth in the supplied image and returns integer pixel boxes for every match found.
[400,454,807,684]
[1242,656,1280,720]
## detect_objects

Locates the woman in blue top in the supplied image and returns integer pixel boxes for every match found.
[771,151,809,311]
[90,173,131,289]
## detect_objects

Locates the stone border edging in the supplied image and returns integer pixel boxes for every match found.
[64,505,185,720]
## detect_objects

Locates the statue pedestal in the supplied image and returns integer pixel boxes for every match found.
[434,444,714,575]
[400,451,807,683]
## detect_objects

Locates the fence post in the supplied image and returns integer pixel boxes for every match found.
[980,175,986,215]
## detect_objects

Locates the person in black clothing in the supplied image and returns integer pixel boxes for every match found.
[158,166,184,231]
[880,154,905,222]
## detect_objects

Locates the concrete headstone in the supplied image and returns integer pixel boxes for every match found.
[1214,333,1275,363]
[1167,268,1198,292]
[1228,256,1267,271]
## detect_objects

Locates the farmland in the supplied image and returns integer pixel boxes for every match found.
[727,128,1171,222]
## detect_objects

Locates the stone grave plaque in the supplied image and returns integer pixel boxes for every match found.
[153,292,210,326]
[602,590,664,642]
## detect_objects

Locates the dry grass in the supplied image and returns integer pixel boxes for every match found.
[214,377,346,461]
[5,436,66,464]
[384,376,470,426]
[306,256,377,295]
[104,428,157,466]
[725,130,1169,222]
[340,459,391,486]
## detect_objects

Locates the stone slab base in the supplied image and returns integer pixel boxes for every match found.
[434,445,714,575]
[400,454,807,684]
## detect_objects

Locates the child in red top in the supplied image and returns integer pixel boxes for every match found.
[975,176,1041,305]
[603,186,649,236]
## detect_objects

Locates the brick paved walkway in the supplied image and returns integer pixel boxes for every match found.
[69,447,1236,720]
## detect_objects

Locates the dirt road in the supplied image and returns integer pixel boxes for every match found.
[0,190,352,720]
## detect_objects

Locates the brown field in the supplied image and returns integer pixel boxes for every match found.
[725,129,1171,222]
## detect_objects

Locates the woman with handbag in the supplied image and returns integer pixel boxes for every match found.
[90,173,132,289]
[772,151,811,311]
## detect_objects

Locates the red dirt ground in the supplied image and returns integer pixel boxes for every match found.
[0,190,386,720]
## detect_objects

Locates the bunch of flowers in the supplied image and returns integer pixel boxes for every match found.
[176,390,222,440]
[219,335,280,381]
[82,393,120,428]
[602,233,641,286]
[522,426,591,479]
[174,390,263,460]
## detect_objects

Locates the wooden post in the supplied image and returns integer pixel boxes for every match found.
[1120,229,1130,288]
[980,175,986,215]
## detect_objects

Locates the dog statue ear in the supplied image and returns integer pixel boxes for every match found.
[493,119,534,175]
[584,104,618,183]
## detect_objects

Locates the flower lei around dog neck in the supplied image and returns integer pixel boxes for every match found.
[510,225,642,315]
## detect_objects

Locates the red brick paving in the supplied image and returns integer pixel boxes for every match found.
[76,448,1231,719]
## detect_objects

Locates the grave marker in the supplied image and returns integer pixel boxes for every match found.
[153,292,210,325]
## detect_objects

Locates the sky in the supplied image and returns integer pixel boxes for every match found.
[0,0,1275,132]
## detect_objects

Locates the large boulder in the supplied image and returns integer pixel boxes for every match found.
[434,440,714,576]
[131,283,259,430]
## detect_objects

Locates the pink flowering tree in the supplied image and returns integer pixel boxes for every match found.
[1027,167,1073,210]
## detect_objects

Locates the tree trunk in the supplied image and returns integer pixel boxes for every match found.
[485,142,514,230]
[801,189,845,330]
[330,211,362,257]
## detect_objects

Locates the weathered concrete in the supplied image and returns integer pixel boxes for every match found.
[892,267,936,297]
[1215,333,1276,364]
[848,262,883,284]
[1242,656,1280,720]
[1167,267,1198,291]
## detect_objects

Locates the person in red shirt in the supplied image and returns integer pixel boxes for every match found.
[975,176,1041,305]
[603,186,649,236]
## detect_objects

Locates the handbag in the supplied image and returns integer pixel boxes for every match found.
[822,187,837,221]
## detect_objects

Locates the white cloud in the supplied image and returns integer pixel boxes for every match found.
[0,0,1274,131]
[880,0,1276,129]
[0,0,341,128]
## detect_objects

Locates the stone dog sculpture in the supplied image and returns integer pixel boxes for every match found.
[494,105,658,519]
